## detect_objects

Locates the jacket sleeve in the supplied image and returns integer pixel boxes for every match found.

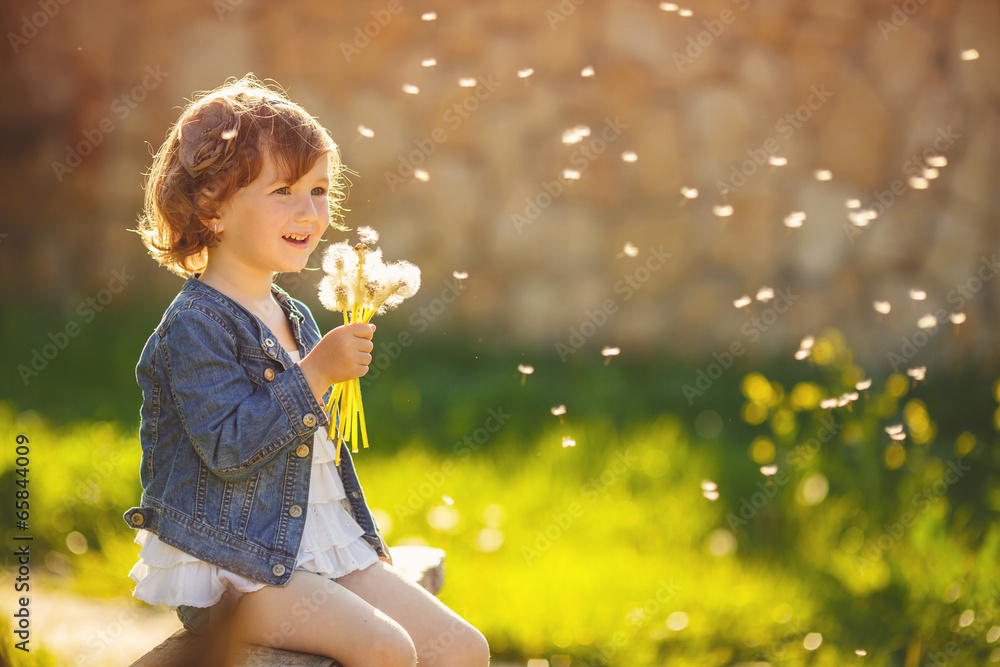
[160,306,328,482]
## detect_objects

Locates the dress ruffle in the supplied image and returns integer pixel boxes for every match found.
[128,421,379,609]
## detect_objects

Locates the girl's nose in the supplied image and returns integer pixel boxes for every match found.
[294,194,318,223]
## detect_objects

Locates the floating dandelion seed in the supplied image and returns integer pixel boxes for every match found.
[803,633,823,650]
[551,405,567,416]
[760,465,778,476]
[874,300,892,315]
[856,378,873,391]
[783,211,805,228]
[949,312,966,324]
[402,84,420,95]
[820,398,839,409]
[580,65,595,77]
[459,77,477,87]
[909,289,927,301]
[703,489,719,501]
[961,48,980,61]
[357,125,375,138]
[795,348,812,361]
[659,2,678,10]
[561,124,590,144]
[756,287,775,302]
[414,169,430,182]
[617,242,639,258]
[923,167,939,180]
[443,495,455,505]
[452,271,468,290]
[421,11,437,20]
[680,186,699,199]
[846,198,862,209]
[601,347,621,365]
[563,169,581,180]
[768,156,788,166]
[907,366,927,382]
[621,151,638,163]
[678,8,694,16]
[713,204,734,217]
[917,314,938,329]
[926,155,948,167]
[908,176,929,190]
[848,208,878,227]
[421,58,437,67]
[518,364,534,385]
[889,431,906,441]
[856,649,868,657]
[840,391,859,404]
[885,424,904,435]
[701,480,717,491]
[517,68,534,78]
[800,336,815,350]
[356,226,379,245]
[561,436,577,448]
[814,169,833,181]
[733,295,752,309]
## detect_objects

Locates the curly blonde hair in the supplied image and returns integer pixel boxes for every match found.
[136,73,348,277]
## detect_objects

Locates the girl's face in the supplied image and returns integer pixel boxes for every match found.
[211,150,331,279]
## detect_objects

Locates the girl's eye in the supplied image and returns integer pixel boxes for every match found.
[312,187,327,196]
[274,186,290,195]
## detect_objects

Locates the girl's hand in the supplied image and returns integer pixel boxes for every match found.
[299,323,375,404]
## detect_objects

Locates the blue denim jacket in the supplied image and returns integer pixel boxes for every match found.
[122,276,388,595]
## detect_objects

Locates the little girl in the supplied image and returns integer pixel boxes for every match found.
[123,74,489,667]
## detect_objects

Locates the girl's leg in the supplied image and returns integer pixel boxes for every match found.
[224,568,418,667]
[335,560,491,667]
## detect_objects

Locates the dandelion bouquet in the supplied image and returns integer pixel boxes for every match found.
[318,227,420,464]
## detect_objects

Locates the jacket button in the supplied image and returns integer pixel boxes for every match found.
[302,413,317,428]
[264,368,275,381]
[272,563,286,576]
[265,338,275,348]
[130,513,144,527]
[295,444,310,457]
[289,505,303,518]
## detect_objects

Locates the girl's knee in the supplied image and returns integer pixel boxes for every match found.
[434,625,490,667]
[371,628,418,667]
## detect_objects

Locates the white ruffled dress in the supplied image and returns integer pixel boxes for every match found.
[128,350,380,609]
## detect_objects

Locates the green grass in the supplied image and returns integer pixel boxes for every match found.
[2,329,999,665]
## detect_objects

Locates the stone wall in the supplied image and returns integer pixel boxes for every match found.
[2,0,998,368]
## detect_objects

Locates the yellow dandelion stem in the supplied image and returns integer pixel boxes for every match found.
[342,379,354,446]
[355,379,370,449]
[351,380,361,452]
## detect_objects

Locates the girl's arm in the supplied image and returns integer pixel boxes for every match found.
[160,307,330,482]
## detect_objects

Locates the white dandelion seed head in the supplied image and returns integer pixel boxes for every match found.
[601,346,621,357]
[421,11,437,20]
[551,405,567,416]
[768,156,788,166]
[733,295,752,309]
[713,204,734,217]
[621,151,638,163]
[846,198,862,209]
[856,379,873,391]
[907,366,927,381]
[561,436,577,448]
[908,176,929,190]
[950,312,967,324]
[756,287,775,302]
[421,57,437,67]
[926,155,948,168]
[402,84,420,95]
[580,65,595,77]
[321,241,356,276]
[356,226,379,246]
[814,169,833,181]
[414,169,430,182]
[517,364,534,375]
[680,186,699,199]
[659,2,679,10]
[563,169,581,180]
[517,68,534,78]
[357,125,375,138]
[783,211,805,228]
[452,271,468,280]
[622,243,639,257]
[459,77,477,88]
[874,300,892,314]
[909,289,927,301]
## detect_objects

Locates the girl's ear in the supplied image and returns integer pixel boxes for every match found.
[195,184,224,230]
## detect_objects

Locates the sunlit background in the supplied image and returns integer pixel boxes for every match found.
[2,1,999,665]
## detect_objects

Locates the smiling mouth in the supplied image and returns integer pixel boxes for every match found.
[282,233,310,248]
